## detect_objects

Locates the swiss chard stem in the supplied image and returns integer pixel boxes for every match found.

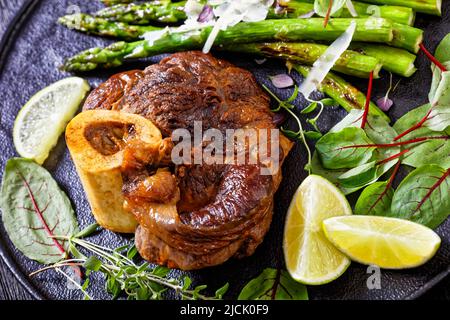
[412,168,450,215]
[376,148,410,165]
[393,107,433,141]
[323,0,334,28]
[341,135,449,149]
[419,43,447,72]
[368,160,401,213]
[361,71,374,129]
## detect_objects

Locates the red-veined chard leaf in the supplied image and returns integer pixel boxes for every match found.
[338,161,377,188]
[426,105,450,132]
[428,34,450,132]
[315,126,375,170]
[238,268,308,300]
[314,0,347,17]
[0,158,78,264]
[355,181,393,216]
[312,110,399,194]
[429,68,450,108]
[434,33,450,63]
[393,104,450,168]
[390,165,450,229]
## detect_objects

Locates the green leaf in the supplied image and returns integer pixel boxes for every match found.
[0,158,79,264]
[137,262,150,272]
[393,104,450,168]
[238,268,308,300]
[355,181,393,216]
[73,223,99,239]
[390,165,450,229]
[338,161,377,188]
[434,33,450,65]
[314,0,346,17]
[426,105,450,132]
[301,102,318,114]
[127,244,138,259]
[182,276,192,290]
[123,266,137,275]
[106,276,121,299]
[429,68,450,107]
[69,242,85,259]
[136,287,150,300]
[215,283,229,299]
[312,110,399,194]
[152,266,170,278]
[304,131,323,140]
[321,98,336,106]
[316,127,375,169]
[84,256,102,271]
[429,34,450,106]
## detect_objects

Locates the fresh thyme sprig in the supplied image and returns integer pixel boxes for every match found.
[262,84,313,173]
[29,224,229,301]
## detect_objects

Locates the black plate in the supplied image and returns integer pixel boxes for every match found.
[1,0,450,300]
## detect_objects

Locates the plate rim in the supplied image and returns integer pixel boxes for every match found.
[0,0,448,301]
[0,0,44,300]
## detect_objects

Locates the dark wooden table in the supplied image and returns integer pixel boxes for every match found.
[0,0,449,300]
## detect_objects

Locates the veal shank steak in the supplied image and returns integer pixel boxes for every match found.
[83,51,292,270]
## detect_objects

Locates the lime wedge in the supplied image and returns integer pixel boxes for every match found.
[283,175,352,285]
[13,77,90,164]
[323,216,441,269]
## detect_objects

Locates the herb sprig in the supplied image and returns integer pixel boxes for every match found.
[30,224,229,301]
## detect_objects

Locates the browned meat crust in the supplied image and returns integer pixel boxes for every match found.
[83,51,292,270]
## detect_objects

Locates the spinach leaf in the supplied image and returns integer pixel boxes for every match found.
[238,268,308,300]
[355,181,393,216]
[393,104,450,168]
[315,127,375,169]
[314,0,346,17]
[390,165,450,229]
[0,158,78,264]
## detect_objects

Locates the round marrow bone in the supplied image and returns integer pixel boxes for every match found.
[66,110,174,233]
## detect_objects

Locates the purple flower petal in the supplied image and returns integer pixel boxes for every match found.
[270,74,294,88]
[273,112,287,126]
[198,5,214,23]
[255,58,267,65]
[298,10,315,19]
[376,97,394,111]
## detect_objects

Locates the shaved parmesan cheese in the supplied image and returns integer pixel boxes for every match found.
[142,27,170,47]
[299,21,356,99]
[345,0,358,17]
[142,0,274,55]
[203,0,274,53]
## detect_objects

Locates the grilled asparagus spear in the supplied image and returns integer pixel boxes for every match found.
[223,42,382,78]
[63,18,394,72]
[58,13,160,40]
[289,63,389,121]
[225,42,417,77]
[96,0,187,24]
[95,0,416,25]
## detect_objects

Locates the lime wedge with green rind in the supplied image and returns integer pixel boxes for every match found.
[13,77,90,164]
